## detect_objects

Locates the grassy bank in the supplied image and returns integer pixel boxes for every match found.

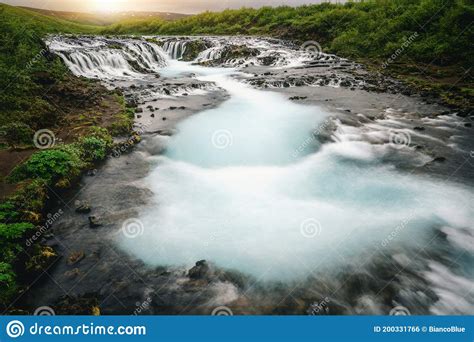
[0,4,137,310]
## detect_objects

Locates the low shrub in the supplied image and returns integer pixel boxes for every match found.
[8,147,85,185]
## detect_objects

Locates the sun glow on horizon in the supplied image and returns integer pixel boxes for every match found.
[91,0,124,13]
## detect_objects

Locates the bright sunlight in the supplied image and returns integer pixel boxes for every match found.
[91,0,123,13]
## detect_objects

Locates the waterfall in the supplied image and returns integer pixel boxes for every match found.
[47,36,169,80]
[162,40,188,60]
[196,46,223,62]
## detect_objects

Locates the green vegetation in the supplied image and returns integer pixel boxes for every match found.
[0,125,116,307]
[8,148,84,185]
[0,4,99,134]
[0,5,132,309]
[109,94,135,136]
[102,0,473,68]
[102,0,473,109]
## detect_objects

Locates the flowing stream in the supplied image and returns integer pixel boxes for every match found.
[43,36,474,314]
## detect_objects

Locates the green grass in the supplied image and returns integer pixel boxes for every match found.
[0,4,100,132]
[0,5,110,308]
[102,0,473,68]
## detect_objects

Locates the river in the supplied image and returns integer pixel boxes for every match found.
[24,35,474,315]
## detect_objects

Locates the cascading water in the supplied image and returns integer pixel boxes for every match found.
[47,36,168,79]
[162,40,188,60]
[46,35,474,314]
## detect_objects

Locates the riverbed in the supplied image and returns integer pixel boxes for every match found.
[23,36,474,315]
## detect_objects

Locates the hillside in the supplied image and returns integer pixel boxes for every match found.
[19,6,189,26]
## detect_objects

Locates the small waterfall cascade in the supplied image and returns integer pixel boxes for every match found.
[162,40,188,60]
[46,36,169,79]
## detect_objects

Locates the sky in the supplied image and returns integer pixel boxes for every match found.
[1,0,344,14]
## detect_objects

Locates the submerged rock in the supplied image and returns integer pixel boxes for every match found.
[88,216,102,228]
[67,251,85,265]
[75,200,91,214]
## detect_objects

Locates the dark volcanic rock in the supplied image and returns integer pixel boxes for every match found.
[75,200,91,214]
[180,40,211,61]
[88,216,102,228]
[188,260,211,280]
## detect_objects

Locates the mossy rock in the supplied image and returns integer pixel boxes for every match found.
[25,245,58,274]
[180,40,211,62]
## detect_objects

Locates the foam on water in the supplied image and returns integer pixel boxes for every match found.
[117,61,474,282]
[47,35,474,312]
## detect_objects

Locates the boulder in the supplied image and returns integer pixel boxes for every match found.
[75,200,91,214]
[188,260,211,280]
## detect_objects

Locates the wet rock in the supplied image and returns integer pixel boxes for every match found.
[433,156,446,163]
[464,123,471,127]
[339,80,351,87]
[169,106,177,110]
[179,106,186,110]
[258,54,279,66]
[289,96,307,100]
[25,246,58,274]
[135,108,143,113]
[88,216,102,228]
[188,260,211,280]
[163,88,171,95]
[180,39,211,61]
[151,114,155,118]
[67,251,85,265]
[75,200,91,214]
[65,268,82,278]
[155,129,175,136]
[413,126,425,131]
[55,295,100,315]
